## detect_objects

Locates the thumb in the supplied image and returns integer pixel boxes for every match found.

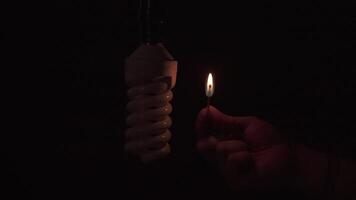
[195,106,249,138]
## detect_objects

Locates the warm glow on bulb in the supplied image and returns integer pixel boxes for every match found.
[206,73,214,97]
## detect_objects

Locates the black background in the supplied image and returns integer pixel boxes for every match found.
[4,1,356,199]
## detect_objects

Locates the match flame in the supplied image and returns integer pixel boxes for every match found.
[206,73,214,97]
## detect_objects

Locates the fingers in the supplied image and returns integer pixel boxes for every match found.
[226,151,252,174]
[216,140,248,164]
[221,151,253,190]
[196,137,255,190]
[197,137,250,168]
[215,140,248,170]
[197,136,218,161]
[195,106,252,139]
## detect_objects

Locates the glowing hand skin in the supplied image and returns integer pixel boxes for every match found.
[125,82,172,162]
[195,106,290,191]
[195,106,356,199]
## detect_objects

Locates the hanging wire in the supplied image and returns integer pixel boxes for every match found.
[146,0,151,44]
[138,0,143,43]
[138,0,151,44]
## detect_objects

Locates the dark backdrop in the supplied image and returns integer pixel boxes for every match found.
[5,1,355,199]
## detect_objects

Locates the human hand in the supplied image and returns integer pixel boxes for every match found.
[195,106,291,191]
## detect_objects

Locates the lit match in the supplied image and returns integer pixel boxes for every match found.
[206,73,214,108]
